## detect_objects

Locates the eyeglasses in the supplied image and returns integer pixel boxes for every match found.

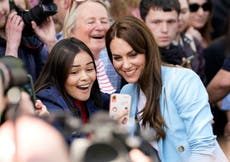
[189,2,211,12]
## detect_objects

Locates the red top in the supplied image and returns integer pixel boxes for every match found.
[75,100,88,124]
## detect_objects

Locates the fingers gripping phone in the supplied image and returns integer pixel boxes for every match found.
[109,94,131,125]
[181,55,195,67]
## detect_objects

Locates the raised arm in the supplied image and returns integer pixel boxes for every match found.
[5,12,24,57]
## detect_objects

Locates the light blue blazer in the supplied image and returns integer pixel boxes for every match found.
[121,66,228,162]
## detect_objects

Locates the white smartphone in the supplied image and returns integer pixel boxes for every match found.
[109,93,131,125]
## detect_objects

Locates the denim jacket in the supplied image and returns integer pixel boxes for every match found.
[121,66,228,162]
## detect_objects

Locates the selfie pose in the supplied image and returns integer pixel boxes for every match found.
[105,16,228,162]
[35,38,109,143]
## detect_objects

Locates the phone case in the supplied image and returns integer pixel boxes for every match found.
[109,93,131,125]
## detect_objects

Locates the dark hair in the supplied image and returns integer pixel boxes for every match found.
[35,37,101,112]
[139,0,181,21]
[106,16,166,140]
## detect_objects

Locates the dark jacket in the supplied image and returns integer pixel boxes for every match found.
[0,35,48,81]
[36,86,110,143]
[180,34,206,84]
[211,0,230,39]
[204,36,227,85]
[159,43,186,65]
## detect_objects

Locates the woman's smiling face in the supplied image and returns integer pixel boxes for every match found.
[72,1,110,58]
[65,51,96,101]
[110,37,145,83]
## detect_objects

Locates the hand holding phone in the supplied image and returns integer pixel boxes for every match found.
[181,55,194,67]
[109,94,131,125]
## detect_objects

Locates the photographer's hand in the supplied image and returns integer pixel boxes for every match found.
[31,17,58,53]
[5,12,24,57]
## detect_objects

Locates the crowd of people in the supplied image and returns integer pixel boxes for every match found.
[0,0,230,161]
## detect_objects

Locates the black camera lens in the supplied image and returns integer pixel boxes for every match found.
[12,0,57,36]
[84,143,118,162]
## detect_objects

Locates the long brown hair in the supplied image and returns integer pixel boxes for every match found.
[106,16,166,140]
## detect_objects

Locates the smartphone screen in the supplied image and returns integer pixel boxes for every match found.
[109,93,131,125]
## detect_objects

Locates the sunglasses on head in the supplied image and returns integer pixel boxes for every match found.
[189,2,211,12]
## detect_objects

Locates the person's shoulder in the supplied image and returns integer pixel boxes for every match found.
[161,66,199,84]
[120,83,137,94]
[206,36,226,51]
[36,86,61,99]
[162,65,196,76]
[36,86,69,111]
[99,92,110,101]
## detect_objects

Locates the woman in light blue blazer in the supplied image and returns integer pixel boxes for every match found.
[105,16,228,162]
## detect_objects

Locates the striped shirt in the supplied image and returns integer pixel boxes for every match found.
[100,48,121,91]
[95,59,116,94]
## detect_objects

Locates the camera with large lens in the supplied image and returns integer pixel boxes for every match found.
[0,56,28,93]
[68,112,160,162]
[11,0,57,36]
[0,56,31,124]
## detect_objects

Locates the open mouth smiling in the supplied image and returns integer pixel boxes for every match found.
[77,84,90,90]
[91,35,104,39]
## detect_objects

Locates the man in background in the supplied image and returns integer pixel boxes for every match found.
[139,0,186,66]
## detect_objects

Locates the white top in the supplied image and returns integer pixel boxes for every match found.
[137,89,159,151]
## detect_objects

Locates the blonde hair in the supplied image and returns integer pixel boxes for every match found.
[63,0,110,38]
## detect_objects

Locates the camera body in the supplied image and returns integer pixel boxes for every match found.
[11,0,57,36]
[0,57,36,104]
[68,112,160,162]
[70,112,133,162]
[0,56,28,93]
[0,56,34,124]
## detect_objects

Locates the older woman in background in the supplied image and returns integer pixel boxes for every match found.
[63,0,121,93]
